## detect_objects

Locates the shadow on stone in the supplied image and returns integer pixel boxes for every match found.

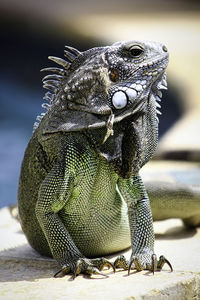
[155,225,197,240]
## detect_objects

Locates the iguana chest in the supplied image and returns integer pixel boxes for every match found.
[58,155,131,256]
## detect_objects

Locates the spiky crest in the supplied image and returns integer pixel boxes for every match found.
[33,45,82,131]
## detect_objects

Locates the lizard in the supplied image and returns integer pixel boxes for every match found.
[18,40,173,278]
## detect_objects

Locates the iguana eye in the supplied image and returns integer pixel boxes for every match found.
[129,45,144,57]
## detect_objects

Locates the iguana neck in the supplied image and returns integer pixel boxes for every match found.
[139,93,159,168]
[83,112,143,179]
[83,92,159,179]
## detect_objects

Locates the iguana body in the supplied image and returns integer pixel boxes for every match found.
[18,40,173,277]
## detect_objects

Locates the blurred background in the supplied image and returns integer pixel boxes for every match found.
[0,0,200,208]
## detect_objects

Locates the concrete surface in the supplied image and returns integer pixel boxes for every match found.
[0,203,200,299]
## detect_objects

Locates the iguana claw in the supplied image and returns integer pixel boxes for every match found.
[54,257,115,279]
[157,255,173,272]
[152,254,157,274]
[114,253,173,275]
[91,257,115,273]
[54,265,71,278]
[128,254,173,274]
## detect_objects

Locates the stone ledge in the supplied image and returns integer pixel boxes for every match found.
[0,206,200,299]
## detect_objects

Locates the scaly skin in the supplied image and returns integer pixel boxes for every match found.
[18,40,173,278]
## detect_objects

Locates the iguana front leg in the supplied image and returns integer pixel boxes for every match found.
[35,158,114,278]
[117,175,172,273]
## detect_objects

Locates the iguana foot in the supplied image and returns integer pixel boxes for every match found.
[54,257,115,279]
[114,254,173,274]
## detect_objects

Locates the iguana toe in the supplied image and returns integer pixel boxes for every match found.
[128,253,173,274]
[91,257,115,272]
[114,255,129,270]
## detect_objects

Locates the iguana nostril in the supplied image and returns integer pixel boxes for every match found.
[162,45,168,52]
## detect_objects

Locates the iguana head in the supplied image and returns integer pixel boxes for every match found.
[38,40,169,176]
[38,40,168,134]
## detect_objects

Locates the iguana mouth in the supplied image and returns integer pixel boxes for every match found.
[141,55,169,76]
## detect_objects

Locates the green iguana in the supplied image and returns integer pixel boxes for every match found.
[18,40,173,278]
